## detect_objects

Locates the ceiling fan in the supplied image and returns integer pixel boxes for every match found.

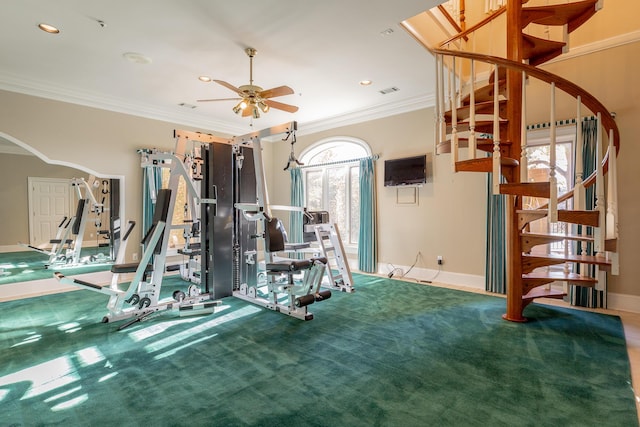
[198,47,299,119]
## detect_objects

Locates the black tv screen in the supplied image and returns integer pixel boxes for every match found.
[384,155,427,187]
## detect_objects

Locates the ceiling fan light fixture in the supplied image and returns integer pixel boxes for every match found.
[198,76,212,82]
[232,100,248,114]
[258,101,270,113]
[198,47,297,118]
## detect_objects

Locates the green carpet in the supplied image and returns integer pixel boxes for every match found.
[0,274,637,426]
[0,249,111,285]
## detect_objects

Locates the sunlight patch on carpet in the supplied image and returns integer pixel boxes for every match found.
[143,305,261,354]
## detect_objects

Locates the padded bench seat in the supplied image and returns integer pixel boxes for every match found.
[266,259,312,272]
[50,239,73,244]
[284,242,311,251]
[178,248,201,256]
[111,263,154,274]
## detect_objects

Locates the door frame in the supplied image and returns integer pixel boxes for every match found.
[27,177,75,245]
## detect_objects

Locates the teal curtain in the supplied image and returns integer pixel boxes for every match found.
[485,172,506,293]
[571,118,606,308]
[358,157,377,273]
[289,167,304,253]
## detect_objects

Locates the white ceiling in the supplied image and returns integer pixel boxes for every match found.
[0,0,439,138]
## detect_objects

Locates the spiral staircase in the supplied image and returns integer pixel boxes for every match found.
[401,0,619,321]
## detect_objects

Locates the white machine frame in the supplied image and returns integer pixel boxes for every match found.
[21,176,112,268]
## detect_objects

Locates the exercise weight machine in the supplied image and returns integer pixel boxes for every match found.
[56,121,341,327]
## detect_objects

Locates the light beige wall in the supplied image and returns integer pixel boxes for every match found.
[0,90,224,260]
[0,153,87,246]
[266,109,487,276]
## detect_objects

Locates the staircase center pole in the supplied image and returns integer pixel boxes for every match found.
[504,0,526,321]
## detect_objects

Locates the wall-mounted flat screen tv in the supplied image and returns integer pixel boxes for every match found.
[384,155,427,187]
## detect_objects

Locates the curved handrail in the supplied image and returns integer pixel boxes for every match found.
[431,48,619,197]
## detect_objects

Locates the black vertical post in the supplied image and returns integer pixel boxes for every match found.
[201,145,213,295]
[236,146,258,289]
[201,142,235,298]
[109,178,120,261]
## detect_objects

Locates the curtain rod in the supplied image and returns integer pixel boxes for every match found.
[526,115,596,131]
[296,154,379,170]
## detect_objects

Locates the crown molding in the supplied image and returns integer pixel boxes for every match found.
[0,140,32,155]
[0,71,436,139]
[297,93,436,136]
[546,29,640,65]
[0,72,246,135]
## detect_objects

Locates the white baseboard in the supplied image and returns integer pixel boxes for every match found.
[0,245,24,253]
[608,292,640,314]
[376,263,640,315]
[378,264,485,290]
[0,241,102,253]
[0,270,113,303]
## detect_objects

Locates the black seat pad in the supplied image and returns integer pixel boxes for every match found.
[111,263,153,274]
[266,260,312,272]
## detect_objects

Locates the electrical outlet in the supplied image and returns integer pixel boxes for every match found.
[132,253,138,261]
[437,255,443,265]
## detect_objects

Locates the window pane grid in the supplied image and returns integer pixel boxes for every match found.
[300,140,368,249]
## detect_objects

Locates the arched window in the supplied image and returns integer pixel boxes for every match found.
[300,137,371,248]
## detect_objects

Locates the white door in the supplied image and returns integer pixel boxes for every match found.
[28,177,72,246]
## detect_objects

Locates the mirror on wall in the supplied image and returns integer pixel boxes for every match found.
[0,136,123,263]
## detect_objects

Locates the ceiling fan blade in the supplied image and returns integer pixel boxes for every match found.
[197,97,241,102]
[259,85,294,99]
[264,99,299,113]
[213,80,243,96]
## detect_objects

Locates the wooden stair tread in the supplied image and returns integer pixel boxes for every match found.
[522,34,566,66]
[523,270,597,285]
[500,182,550,198]
[437,137,500,155]
[522,0,599,33]
[522,252,611,267]
[517,209,600,227]
[523,287,566,301]
[444,99,508,122]
[521,231,593,242]
[446,120,508,134]
[520,232,595,253]
[455,156,518,173]
[528,253,611,266]
[461,80,506,105]
[488,66,506,84]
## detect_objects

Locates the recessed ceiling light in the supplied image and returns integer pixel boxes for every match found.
[198,76,212,82]
[122,52,152,64]
[38,23,60,34]
[360,80,373,86]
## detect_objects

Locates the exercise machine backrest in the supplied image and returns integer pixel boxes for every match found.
[265,217,286,253]
[71,199,87,235]
[303,211,329,243]
[141,188,172,254]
